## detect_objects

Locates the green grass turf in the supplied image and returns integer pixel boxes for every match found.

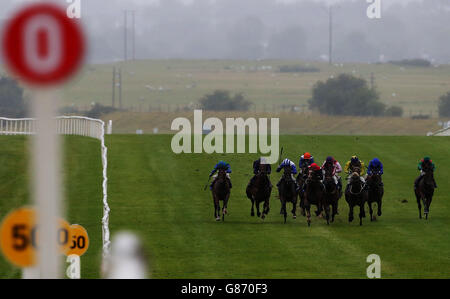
[1,134,450,278]
[0,136,103,279]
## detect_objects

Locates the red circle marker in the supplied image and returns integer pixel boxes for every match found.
[2,3,85,86]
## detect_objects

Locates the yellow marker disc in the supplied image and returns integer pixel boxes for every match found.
[0,207,73,267]
[0,208,36,268]
[65,224,89,257]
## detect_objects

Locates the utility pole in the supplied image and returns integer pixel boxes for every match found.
[112,67,116,108]
[118,68,123,109]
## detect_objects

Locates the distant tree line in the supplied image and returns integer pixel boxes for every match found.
[199,90,252,111]
[309,74,403,117]
[389,59,431,68]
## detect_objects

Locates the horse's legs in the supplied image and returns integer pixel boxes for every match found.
[262,198,270,219]
[214,197,221,221]
[330,202,336,223]
[223,194,230,218]
[377,198,382,217]
[416,193,422,219]
[359,204,364,226]
[305,200,312,226]
[348,205,354,223]
[292,197,297,219]
[251,199,255,217]
[323,202,330,225]
[282,199,287,224]
[300,193,306,217]
[368,201,374,222]
[256,201,261,218]
[425,196,432,220]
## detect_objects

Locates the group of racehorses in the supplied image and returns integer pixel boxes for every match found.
[209,160,435,226]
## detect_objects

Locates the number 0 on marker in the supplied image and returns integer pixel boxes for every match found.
[1,3,85,86]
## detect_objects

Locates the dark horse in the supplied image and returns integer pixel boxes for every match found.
[278,166,298,223]
[366,171,384,221]
[304,170,325,226]
[246,164,272,220]
[345,167,367,226]
[212,168,231,221]
[322,167,340,224]
[415,166,435,220]
[296,165,308,216]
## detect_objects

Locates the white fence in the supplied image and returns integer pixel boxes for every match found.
[0,116,111,259]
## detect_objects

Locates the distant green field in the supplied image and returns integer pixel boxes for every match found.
[61,60,450,116]
[1,135,450,278]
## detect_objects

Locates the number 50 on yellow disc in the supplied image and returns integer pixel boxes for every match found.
[0,207,72,268]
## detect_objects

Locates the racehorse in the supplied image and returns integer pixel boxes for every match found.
[322,167,340,224]
[366,170,384,221]
[415,165,435,220]
[304,169,325,226]
[246,164,272,220]
[296,165,308,216]
[345,167,367,226]
[212,168,231,221]
[278,166,298,223]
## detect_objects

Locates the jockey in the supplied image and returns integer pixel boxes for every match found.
[308,163,323,181]
[253,157,272,175]
[344,155,366,186]
[209,161,232,189]
[415,156,437,189]
[345,156,366,176]
[298,152,314,174]
[276,158,299,190]
[367,158,384,187]
[248,157,273,189]
[367,158,384,176]
[321,156,342,191]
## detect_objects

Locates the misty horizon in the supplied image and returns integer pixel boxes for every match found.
[2,0,450,64]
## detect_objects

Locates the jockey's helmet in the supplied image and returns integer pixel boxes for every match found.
[304,152,312,159]
[309,163,320,171]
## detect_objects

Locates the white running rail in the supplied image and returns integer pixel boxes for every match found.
[0,116,111,259]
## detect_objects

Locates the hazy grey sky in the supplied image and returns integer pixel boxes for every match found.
[3,0,448,64]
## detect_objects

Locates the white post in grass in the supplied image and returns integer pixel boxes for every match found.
[31,90,62,279]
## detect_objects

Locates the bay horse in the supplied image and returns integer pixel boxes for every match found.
[212,168,231,222]
[304,170,325,226]
[278,166,298,223]
[345,167,367,226]
[366,170,384,221]
[415,166,435,220]
[296,165,308,216]
[246,164,272,220]
[322,167,340,224]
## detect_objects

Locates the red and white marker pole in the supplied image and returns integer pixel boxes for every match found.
[2,3,85,278]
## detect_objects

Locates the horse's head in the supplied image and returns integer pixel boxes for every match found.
[353,166,361,176]
[217,168,227,178]
[323,164,333,178]
[259,163,268,175]
[283,165,292,176]
[422,163,433,174]
[323,176,336,193]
